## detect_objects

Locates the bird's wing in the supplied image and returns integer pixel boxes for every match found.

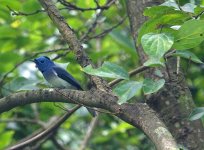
[53,66,83,90]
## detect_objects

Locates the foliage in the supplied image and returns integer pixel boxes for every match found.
[0,0,204,149]
[189,107,204,121]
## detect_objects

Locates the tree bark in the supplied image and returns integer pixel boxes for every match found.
[126,0,204,149]
[1,88,178,150]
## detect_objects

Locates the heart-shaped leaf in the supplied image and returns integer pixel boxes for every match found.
[82,62,129,80]
[141,33,174,59]
[143,58,165,67]
[143,78,165,95]
[113,81,143,104]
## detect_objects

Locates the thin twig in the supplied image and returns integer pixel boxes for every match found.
[79,115,99,150]
[50,137,68,150]
[86,16,127,41]
[58,0,116,12]
[7,5,45,16]
[7,105,80,150]
[0,118,44,127]
[80,11,104,42]
[109,65,149,87]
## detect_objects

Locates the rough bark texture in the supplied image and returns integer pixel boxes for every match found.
[0,88,178,150]
[38,0,111,93]
[149,59,204,150]
[37,0,178,149]
[126,0,204,149]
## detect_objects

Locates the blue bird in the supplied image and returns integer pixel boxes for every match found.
[34,56,96,117]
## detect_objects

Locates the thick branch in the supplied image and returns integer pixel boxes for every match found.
[126,0,204,149]
[38,0,110,92]
[38,0,87,66]
[0,89,177,150]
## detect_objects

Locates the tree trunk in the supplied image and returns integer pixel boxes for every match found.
[126,0,204,149]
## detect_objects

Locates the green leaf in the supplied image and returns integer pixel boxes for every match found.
[109,30,136,55]
[143,78,165,95]
[2,77,38,96]
[22,0,41,12]
[143,58,165,67]
[172,50,203,64]
[141,33,174,58]
[0,131,14,149]
[113,81,143,104]
[82,62,129,79]
[0,25,19,38]
[144,6,176,18]
[189,107,204,121]
[138,11,189,44]
[172,20,204,49]
[0,0,21,10]
[194,6,204,16]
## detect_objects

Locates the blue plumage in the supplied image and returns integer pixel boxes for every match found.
[34,56,96,116]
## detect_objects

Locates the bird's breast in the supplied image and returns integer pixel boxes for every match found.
[43,70,76,89]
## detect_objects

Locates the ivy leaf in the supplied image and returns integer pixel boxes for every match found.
[189,107,204,121]
[82,62,129,80]
[113,81,143,104]
[143,78,165,95]
[141,33,174,59]
[143,58,165,67]
[138,10,189,43]
[173,20,204,49]
[172,50,203,64]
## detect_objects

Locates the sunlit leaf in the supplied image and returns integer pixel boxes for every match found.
[189,107,204,121]
[161,0,179,9]
[141,33,174,59]
[143,58,165,67]
[82,62,129,79]
[143,78,165,95]
[113,81,143,104]
[0,131,14,149]
[181,3,196,13]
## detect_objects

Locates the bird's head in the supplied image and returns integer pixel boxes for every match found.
[34,56,54,72]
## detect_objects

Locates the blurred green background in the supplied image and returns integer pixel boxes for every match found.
[0,0,203,149]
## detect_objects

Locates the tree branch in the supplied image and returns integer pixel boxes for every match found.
[7,105,80,150]
[1,88,178,150]
[38,0,111,92]
[79,115,99,150]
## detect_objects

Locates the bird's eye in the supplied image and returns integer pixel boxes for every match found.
[40,60,44,63]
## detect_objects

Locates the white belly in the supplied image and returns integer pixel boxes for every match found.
[44,71,76,89]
